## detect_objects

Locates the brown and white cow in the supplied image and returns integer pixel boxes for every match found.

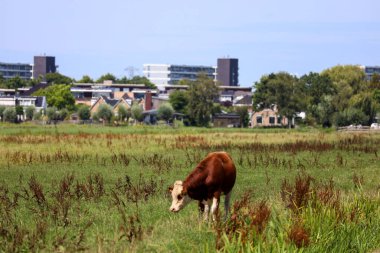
[169,151,236,220]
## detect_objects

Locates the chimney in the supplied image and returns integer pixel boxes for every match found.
[145,91,152,110]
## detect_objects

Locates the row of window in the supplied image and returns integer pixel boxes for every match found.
[256,116,283,124]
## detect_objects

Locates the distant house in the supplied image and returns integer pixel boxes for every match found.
[0,96,46,112]
[250,107,288,127]
[90,96,131,117]
[213,113,241,128]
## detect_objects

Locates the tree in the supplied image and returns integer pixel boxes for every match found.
[169,90,189,114]
[234,106,250,128]
[78,106,91,120]
[77,75,94,83]
[253,72,305,127]
[158,103,174,123]
[131,105,143,123]
[0,106,6,121]
[316,95,336,127]
[45,72,73,84]
[96,73,117,83]
[349,91,378,125]
[321,65,365,112]
[3,107,17,123]
[5,76,26,89]
[25,106,35,121]
[117,105,128,122]
[300,72,335,105]
[96,104,113,124]
[126,76,156,89]
[186,74,219,127]
[46,107,59,122]
[33,84,75,111]
[15,106,24,121]
[335,108,369,126]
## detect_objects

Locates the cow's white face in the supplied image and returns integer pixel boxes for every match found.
[169,181,191,212]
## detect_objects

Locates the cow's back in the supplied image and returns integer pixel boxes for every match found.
[184,152,236,200]
[205,152,236,194]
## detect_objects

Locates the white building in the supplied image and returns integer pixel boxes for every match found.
[0,62,33,80]
[143,64,216,86]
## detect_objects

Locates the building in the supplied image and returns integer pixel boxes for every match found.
[0,62,33,80]
[71,81,155,106]
[143,58,239,87]
[360,66,380,81]
[0,95,47,114]
[33,56,56,79]
[213,113,241,127]
[250,107,288,127]
[143,64,217,86]
[1,55,57,81]
[216,58,239,86]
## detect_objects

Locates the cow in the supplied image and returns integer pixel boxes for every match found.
[169,151,236,220]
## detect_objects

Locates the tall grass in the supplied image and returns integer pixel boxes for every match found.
[0,124,379,252]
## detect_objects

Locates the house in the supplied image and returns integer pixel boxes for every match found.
[71,81,155,107]
[250,107,288,127]
[90,96,131,117]
[213,113,241,127]
[0,96,46,112]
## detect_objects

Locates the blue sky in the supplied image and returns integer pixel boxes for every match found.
[1,0,379,86]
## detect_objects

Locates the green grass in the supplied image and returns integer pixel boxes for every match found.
[0,123,379,252]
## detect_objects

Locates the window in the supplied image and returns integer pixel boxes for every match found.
[269,116,275,124]
[256,115,262,124]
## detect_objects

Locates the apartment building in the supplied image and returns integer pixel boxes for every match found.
[143,64,216,86]
[0,62,33,80]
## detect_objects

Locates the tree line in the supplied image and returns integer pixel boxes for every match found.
[1,65,379,127]
[253,65,380,127]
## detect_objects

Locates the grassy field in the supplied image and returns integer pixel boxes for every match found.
[0,123,380,252]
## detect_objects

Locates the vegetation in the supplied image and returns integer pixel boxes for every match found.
[33,84,76,111]
[157,103,174,122]
[187,73,220,127]
[96,73,156,89]
[77,105,91,120]
[253,65,380,127]
[0,124,379,252]
[96,104,113,124]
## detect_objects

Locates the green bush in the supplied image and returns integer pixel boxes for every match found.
[3,107,17,123]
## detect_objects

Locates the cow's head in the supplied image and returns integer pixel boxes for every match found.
[169,180,191,212]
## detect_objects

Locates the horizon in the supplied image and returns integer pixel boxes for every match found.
[1,0,379,87]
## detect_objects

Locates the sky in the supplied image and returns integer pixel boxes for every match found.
[1,0,379,86]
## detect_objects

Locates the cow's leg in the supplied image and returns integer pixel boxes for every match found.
[210,192,221,221]
[202,199,212,221]
[224,191,232,219]
[198,201,205,219]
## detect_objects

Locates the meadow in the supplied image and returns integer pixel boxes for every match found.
[0,123,380,252]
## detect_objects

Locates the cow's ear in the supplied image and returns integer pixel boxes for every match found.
[168,186,173,192]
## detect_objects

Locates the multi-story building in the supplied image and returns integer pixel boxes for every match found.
[360,65,380,81]
[0,56,57,81]
[143,64,217,86]
[143,58,239,86]
[216,58,239,86]
[0,62,33,80]
[33,56,57,79]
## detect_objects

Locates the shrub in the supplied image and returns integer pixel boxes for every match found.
[335,107,369,126]
[131,105,143,122]
[97,104,113,123]
[78,106,91,120]
[157,103,174,122]
[25,106,35,121]
[3,107,17,123]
